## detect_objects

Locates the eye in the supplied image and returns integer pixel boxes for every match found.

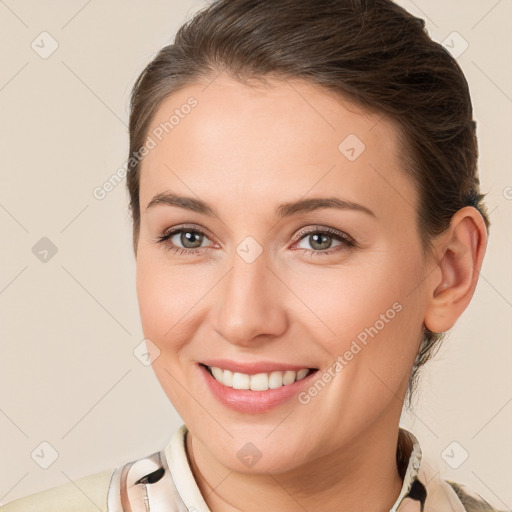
[155,224,356,257]
[155,225,214,255]
[292,226,356,256]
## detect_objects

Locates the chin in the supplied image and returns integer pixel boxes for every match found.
[206,425,312,474]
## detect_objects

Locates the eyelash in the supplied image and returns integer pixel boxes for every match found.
[155,224,357,257]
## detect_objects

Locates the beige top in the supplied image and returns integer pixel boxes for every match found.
[1,425,506,511]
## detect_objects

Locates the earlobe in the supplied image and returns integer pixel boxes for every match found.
[424,207,487,334]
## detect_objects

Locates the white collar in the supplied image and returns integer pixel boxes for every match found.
[107,424,473,511]
[164,425,425,512]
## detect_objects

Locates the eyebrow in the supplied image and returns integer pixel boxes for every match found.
[145,192,376,219]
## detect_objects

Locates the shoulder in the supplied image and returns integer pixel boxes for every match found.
[0,427,193,512]
[406,448,508,512]
[444,480,509,512]
[0,468,114,511]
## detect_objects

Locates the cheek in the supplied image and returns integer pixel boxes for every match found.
[136,250,185,346]
[135,254,198,406]
[305,244,425,376]
[135,247,214,353]
[296,254,425,430]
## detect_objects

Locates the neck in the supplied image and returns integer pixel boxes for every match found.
[186,419,406,512]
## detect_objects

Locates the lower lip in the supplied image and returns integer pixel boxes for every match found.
[199,364,317,414]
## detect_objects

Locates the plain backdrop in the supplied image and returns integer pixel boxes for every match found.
[0,0,511,507]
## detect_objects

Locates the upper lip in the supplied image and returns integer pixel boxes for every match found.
[200,359,317,375]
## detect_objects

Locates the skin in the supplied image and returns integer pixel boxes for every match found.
[134,74,487,512]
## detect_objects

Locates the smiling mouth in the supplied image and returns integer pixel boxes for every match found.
[201,364,317,391]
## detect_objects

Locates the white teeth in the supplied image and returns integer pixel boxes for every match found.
[211,366,224,381]
[296,368,309,381]
[268,371,283,389]
[250,373,268,391]
[232,372,250,389]
[223,369,233,387]
[207,366,311,391]
[282,370,296,385]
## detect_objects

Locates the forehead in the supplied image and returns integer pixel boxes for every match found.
[139,74,416,220]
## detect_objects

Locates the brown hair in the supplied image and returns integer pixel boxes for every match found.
[126,0,490,411]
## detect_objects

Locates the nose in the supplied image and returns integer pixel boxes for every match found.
[212,249,288,348]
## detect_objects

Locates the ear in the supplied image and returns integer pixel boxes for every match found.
[423,206,488,334]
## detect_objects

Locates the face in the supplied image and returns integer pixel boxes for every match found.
[135,74,430,474]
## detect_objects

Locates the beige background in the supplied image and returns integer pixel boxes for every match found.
[0,0,511,507]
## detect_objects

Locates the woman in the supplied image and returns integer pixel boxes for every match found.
[2,0,505,510]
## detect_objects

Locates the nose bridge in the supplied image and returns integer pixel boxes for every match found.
[213,242,286,345]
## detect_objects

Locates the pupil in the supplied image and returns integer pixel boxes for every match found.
[311,233,331,250]
[182,231,202,249]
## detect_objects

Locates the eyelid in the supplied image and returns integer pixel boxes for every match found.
[292,225,355,244]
